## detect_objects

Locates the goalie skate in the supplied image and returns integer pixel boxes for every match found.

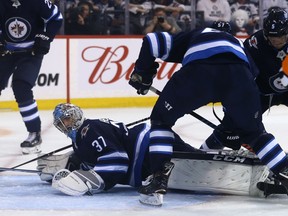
[20,132,42,154]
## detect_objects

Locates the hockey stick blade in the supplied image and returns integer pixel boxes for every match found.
[0,167,40,174]
[257,182,288,197]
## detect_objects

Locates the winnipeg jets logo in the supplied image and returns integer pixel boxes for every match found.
[6,17,31,42]
[81,124,90,138]
[11,0,21,8]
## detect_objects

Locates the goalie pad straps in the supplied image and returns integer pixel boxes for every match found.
[52,169,105,196]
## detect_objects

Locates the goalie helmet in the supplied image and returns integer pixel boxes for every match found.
[53,103,84,139]
[263,8,288,37]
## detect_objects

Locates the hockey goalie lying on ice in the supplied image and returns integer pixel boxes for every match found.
[37,149,271,197]
[36,103,287,207]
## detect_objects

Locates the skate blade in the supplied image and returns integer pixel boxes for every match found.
[139,193,163,206]
[21,145,42,155]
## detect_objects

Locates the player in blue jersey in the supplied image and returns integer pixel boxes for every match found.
[201,9,288,151]
[128,21,288,205]
[49,103,197,203]
[0,0,63,154]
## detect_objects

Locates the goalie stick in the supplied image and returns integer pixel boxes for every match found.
[257,182,288,197]
[0,144,74,172]
[0,167,40,173]
[126,116,150,127]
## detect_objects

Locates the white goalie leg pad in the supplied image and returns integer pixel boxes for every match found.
[37,151,74,181]
[168,156,269,196]
[52,169,105,196]
[139,193,163,206]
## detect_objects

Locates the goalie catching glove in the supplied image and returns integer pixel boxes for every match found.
[129,62,159,95]
[52,169,105,196]
[37,151,81,182]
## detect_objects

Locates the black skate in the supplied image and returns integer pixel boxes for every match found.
[277,169,288,194]
[138,162,175,206]
[20,132,42,154]
[257,168,288,197]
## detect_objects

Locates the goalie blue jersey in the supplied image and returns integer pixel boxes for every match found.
[0,0,63,50]
[135,28,251,71]
[73,119,150,190]
[72,118,195,190]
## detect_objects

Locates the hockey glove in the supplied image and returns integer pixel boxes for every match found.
[207,128,241,150]
[129,62,159,95]
[32,34,51,55]
[37,151,81,182]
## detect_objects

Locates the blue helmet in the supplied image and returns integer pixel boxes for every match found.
[53,103,84,141]
[211,21,232,33]
[264,8,288,37]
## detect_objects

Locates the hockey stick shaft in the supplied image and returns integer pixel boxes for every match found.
[4,144,73,171]
[0,49,33,56]
[126,116,150,127]
[149,86,217,129]
[0,167,40,173]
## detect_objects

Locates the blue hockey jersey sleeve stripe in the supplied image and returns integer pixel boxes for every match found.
[147,33,159,58]
[146,32,172,60]
[160,32,172,60]
[182,40,248,65]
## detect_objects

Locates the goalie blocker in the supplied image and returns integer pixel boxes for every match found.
[39,149,270,197]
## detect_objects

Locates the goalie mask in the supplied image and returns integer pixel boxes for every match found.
[53,103,84,141]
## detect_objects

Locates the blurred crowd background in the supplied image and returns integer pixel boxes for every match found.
[52,0,288,37]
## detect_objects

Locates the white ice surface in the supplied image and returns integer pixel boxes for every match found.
[0,105,288,216]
